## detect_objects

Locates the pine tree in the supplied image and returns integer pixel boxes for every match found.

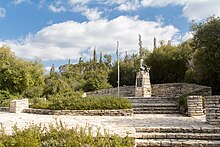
[93,48,97,63]
[153,37,157,49]
[99,51,103,64]
[138,34,143,58]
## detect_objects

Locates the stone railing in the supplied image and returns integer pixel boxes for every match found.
[23,108,133,116]
[205,96,220,125]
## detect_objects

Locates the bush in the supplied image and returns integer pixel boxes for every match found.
[0,123,134,147]
[178,95,187,114]
[31,95,132,110]
[30,98,50,109]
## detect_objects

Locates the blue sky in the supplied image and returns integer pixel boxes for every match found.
[0,0,219,69]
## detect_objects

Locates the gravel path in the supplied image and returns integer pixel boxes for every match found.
[0,112,219,137]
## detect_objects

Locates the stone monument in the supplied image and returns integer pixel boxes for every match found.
[135,59,151,97]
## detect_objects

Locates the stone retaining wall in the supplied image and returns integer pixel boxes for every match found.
[23,108,133,116]
[152,83,211,97]
[0,107,9,112]
[87,83,212,98]
[86,86,135,97]
[205,96,220,125]
[187,96,204,116]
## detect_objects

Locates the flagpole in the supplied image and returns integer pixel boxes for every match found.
[117,41,120,97]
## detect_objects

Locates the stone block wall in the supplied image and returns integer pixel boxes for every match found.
[86,86,135,97]
[205,96,220,125]
[23,108,133,116]
[86,83,211,98]
[9,99,29,113]
[0,107,9,112]
[135,71,151,97]
[187,96,204,116]
[152,83,212,98]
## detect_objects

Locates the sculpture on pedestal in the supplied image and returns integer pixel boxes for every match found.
[135,35,151,97]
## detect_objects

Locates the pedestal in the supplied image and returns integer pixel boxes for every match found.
[135,71,151,97]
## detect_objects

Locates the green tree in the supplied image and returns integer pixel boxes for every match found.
[147,44,189,84]
[0,46,45,98]
[44,65,73,97]
[191,16,220,94]
[103,54,112,67]
[109,54,139,87]
[93,48,97,63]
[83,61,111,92]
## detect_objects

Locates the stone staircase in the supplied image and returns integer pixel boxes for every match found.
[134,127,220,147]
[128,97,179,114]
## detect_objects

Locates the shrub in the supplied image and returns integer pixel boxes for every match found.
[31,95,132,110]
[178,95,188,114]
[30,98,50,109]
[0,123,134,147]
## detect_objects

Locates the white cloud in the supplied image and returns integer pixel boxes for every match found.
[73,5,101,20]
[106,0,187,11]
[0,7,6,18]
[182,32,193,42]
[0,16,179,61]
[68,0,90,5]
[48,0,66,13]
[118,2,140,11]
[141,0,187,7]
[183,0,220,21]
[45,0,220,22]
[79,7,102,20]
[13,0,31,5]
[49,4,66,13]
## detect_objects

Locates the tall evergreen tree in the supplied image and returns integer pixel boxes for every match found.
[99,51,103,64]
[138,34,143,58]
[93,48,97,63]
[153,37,157,49]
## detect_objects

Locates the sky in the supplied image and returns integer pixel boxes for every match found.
[0,0,220,69]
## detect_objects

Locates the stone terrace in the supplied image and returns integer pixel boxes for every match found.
[0,112,219,137]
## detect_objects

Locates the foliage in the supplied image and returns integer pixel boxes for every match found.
[178,95,188,115]
[43,65,75,98]
[31,95,132,110]
[0,46,45,98]
[147,43,191,84]
[109,54,140,87]
[83,62,111,92]
[191,16,220,94]
[0,123,134,147]
[59,49,112,92]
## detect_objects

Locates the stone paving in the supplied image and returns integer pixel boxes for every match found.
[0,112,219,137]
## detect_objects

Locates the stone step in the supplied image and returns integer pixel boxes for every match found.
[128,97,176,101]
[135,127,220,134]
[135,139,220,147]
[133,107,179,111]
[132,103,178,108]
[135,132,220,140]
[131,101,176,104]
[134,110,180,114]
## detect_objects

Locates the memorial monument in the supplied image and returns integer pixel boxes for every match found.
[135,59,151,97]
[135,35,151,97]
